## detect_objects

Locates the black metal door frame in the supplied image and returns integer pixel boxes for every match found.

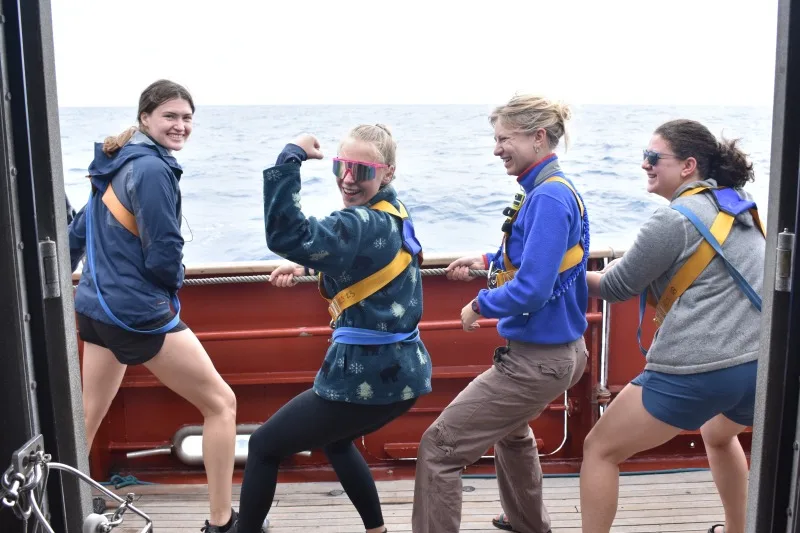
[747,0,800,530]
[0,0,90,531]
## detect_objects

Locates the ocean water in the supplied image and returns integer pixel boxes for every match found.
[59,105,773,265]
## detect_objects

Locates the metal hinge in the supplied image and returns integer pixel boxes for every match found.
[39,238,61,299]
[776,229,796,292]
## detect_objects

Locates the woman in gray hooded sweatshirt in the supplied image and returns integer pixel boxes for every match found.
[579,119,764,533]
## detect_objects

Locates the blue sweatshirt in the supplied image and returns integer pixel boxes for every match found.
[476,154,589,344]
[263,147,432,405]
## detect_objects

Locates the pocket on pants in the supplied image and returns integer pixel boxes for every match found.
[537,360,574,380]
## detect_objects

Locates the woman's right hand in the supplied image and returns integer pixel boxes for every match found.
[599,257,622,274]
[269,263,304,288]
[445,256,485,281]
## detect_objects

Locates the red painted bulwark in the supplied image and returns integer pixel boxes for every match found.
[77,253,748,484]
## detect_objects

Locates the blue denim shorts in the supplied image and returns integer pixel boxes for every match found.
[631,360,757,431]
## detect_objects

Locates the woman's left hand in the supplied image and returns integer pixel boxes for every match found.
[292,134,324,160]
[461,301,481,332]
[269,263,303,287]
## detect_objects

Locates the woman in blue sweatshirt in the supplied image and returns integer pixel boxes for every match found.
[234,124,432,533]
[411,95,590,533]
[68,80,241,533]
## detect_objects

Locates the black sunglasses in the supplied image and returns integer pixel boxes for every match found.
[643,149,679,166]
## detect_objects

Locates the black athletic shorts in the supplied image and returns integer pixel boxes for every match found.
[77,312,188,365]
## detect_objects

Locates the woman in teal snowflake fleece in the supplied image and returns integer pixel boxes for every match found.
[235,124,432,533]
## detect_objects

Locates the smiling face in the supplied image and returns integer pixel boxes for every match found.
[492,119,542,177]
[335,138,394,207]
[139,98,194,151]
[642,134,698,200]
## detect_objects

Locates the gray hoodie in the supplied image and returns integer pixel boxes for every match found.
[600,179,764,374]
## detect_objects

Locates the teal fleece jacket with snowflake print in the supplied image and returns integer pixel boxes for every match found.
[263,161,432,405]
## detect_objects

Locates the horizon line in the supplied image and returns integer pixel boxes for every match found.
[56,102,775,109]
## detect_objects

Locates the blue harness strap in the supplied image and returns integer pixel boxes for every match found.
[672,204,762,311]
[638,290,649,356]
[85,188,181,334]
[331,326,420,346]
[637,188,762,356]
[402,218,422,256]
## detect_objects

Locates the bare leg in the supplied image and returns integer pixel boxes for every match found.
[144,329,237,527]
[701,414,749,533]
[580,384,682,533]
[81,342,127,449]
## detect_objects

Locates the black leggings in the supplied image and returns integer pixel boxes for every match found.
[237,389,415,532]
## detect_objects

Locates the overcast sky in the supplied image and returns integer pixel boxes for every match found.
[50,0,779,107]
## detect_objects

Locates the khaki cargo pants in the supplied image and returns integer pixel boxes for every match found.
[412,338,587,533]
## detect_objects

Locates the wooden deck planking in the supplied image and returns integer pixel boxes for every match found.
[102,470,723,532]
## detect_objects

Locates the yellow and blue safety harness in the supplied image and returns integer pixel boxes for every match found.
[489,176,589,290]
[319,200,423,345]
[84,183,182,335]
[637,186,766,355]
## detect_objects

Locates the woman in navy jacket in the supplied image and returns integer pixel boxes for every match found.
[69,80,241,533]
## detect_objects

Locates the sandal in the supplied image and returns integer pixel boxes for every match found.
[492,513,552,533]
[708,525,725,533]
[491,513,515,532]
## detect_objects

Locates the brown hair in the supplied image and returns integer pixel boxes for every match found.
[654,119,755,189]
[102,79,195,154]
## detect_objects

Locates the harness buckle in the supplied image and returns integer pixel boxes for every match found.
[487,260,498,289]
[328,299,342,319]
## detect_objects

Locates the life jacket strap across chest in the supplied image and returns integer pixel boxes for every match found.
[320,200,422,324]
[492,176,586,288]
[636,186,766,355]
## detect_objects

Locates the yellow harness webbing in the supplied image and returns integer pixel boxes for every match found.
[321,201,416,322]
[495,176,585,288]
[651,186,766,326]
[100,185,139,237]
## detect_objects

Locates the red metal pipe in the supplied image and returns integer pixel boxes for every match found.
[121,366,598,389]
[194,314,602,342]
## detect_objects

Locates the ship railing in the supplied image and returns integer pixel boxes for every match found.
[1,435,152,533]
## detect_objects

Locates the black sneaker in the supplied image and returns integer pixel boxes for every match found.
[201,508,238,533]
[202,510,269,533]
